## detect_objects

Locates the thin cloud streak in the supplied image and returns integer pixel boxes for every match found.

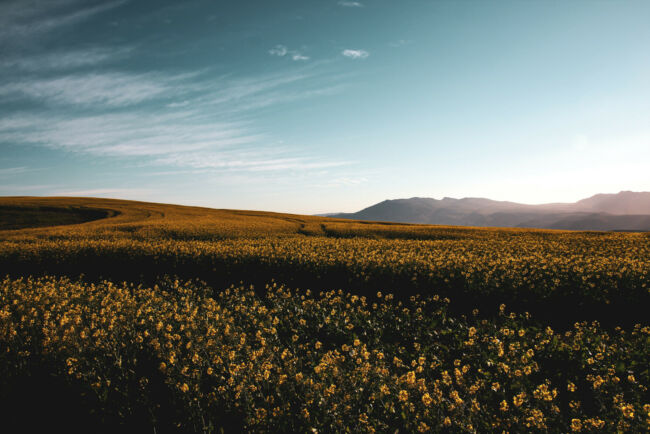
[0,0,127,46]
[342,49,369,59]
[0,167,30,176]
[154,153,351,172]
[0,112,259,157]
[53,187,153,197]
[268,45,309,61]
[0,184,58,192]
[0,72,183,107]
[338,1,364,7]
[0,46,134,71]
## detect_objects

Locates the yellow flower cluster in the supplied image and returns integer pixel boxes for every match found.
[1,276,648,432]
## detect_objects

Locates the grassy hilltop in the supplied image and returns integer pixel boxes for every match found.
[0,197,648,432]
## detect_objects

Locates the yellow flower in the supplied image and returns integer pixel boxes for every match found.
[398,390,409,402]
[513,392,526,407]
[620,403,634,419]
[571,418,582,432]
[406,371,416,386]
[422,393,432,406]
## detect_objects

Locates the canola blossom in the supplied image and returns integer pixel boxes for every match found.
[1,277,648,432]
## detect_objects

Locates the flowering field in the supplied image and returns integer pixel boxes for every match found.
[0,197,648,432]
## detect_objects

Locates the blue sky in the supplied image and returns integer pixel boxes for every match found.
[1,0,649,214]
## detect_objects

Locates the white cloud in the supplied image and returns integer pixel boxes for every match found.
[338,1,364,7]
[342,49,369,59]
[269,45,288,57]
[269,45,309,61]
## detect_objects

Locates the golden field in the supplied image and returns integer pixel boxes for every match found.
[0,197,648,432]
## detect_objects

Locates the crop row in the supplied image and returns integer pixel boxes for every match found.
[1,234,647,325]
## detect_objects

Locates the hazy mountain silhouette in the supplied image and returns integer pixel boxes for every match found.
[331,191,650,231]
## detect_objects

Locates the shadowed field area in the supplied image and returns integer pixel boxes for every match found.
[0,203,116,230]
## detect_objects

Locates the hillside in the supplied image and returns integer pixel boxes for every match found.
[1,196,649,433]
[331,191,650,231]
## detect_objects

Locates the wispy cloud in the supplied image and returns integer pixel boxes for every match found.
[166,100,191,108]
[269,45,288,57]
[0,184,56,192]
[0,72,185,107]
[0,68,349,173]
[329,176,368,186]
[338,1,364,7]
[269,45,309,61]
[0,112,258,157]
[0,167,30,176]
[389,39,412,48]
[0,0,127,47]
[154,152,350,172]
[52,187,153,197]
[0,46,133,71]
[342,49,369,59]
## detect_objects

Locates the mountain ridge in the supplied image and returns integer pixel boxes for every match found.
[330,191,650,231]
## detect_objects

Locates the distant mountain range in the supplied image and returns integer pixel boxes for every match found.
[329,191,650,231]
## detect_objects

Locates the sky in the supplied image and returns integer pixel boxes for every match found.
[1,0,649,214]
